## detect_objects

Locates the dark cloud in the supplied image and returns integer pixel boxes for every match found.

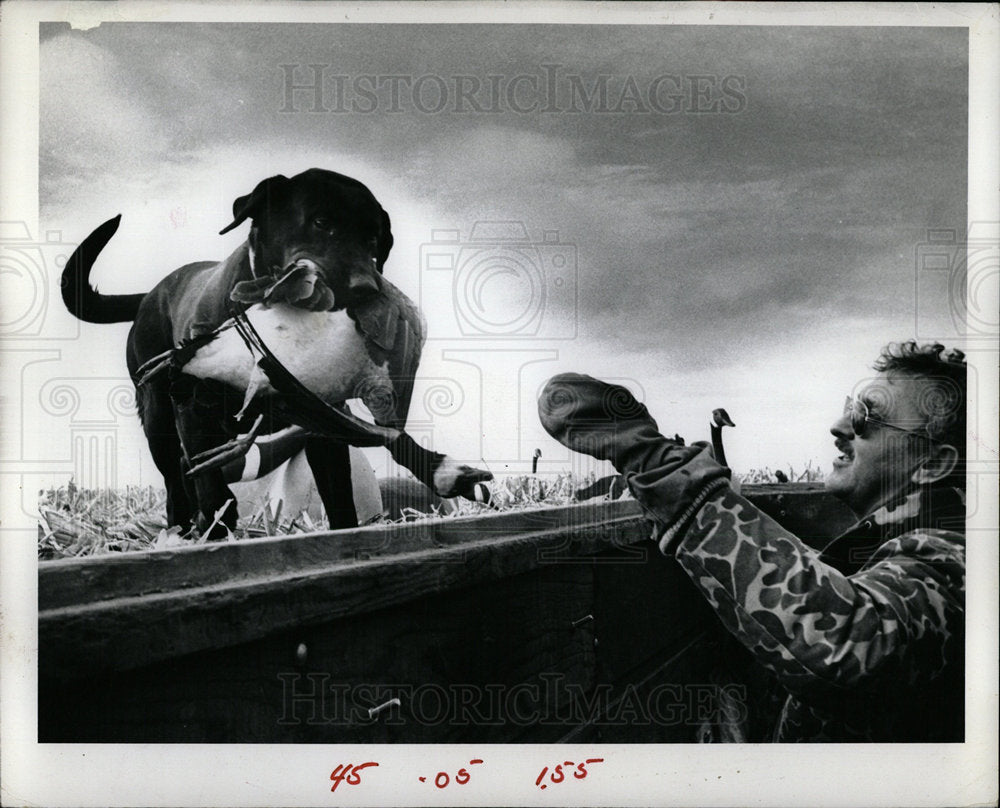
[41,23,967,373]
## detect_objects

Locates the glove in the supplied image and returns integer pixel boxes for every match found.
[536,373,657,466]
[538,372,730,552]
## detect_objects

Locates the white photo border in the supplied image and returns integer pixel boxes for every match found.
[2,2,997,806]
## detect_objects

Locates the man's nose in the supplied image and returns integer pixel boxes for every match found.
[830,411,854,440]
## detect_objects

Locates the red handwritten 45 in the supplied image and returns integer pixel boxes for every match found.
[330,762,379,793]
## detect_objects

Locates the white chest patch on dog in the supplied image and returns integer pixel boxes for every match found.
[181,303,390,408]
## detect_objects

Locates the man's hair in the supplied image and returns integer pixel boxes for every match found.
[873,342,967,478]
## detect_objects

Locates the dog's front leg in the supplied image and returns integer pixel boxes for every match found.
[304,438,358,530]
[384,432,493,502]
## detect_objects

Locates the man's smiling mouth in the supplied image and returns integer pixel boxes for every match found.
[833,439,854,467]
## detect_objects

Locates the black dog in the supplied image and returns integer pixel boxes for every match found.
[61,168,491,536]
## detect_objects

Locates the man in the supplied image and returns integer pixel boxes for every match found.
[538,342,966,742]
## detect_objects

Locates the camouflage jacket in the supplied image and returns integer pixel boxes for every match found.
[630,445,965,742]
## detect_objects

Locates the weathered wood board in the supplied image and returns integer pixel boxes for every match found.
[38,485,854,742]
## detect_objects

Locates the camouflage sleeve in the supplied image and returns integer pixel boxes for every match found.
[662,486,964,696]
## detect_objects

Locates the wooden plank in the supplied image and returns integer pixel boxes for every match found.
[556,632,712,743]
[40,564,597,743]
[38,500,640,609]
[38,487,850,609]
[38,485,848,679]
[39,507,645,678]
[39,483,849,742]
[592,543,716,685]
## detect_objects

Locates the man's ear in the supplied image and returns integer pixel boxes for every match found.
[911,444,959,485]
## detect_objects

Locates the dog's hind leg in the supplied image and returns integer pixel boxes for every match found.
[136,382,196,529]
[169,377,240,539]
[305,438,358,530]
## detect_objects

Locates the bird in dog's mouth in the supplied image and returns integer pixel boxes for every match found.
[230,259,338,311]
[134,242,404,444]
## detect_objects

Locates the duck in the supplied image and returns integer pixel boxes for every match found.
[136,263,492,501]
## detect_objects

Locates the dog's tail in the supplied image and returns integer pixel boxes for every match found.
[60,215,146,323]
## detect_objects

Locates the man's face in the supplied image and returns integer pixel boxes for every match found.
[825,371,935,516]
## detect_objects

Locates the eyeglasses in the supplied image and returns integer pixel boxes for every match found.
[843,396,938,441]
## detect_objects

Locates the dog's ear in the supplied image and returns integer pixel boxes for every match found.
[376,208,393,273]
[219,175,290,235]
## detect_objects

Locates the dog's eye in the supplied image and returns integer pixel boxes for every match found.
[312,217,332,231]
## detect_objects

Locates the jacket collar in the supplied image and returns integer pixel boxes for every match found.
[820,484,965,574]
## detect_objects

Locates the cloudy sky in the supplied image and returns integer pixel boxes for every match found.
[35,21,969,485]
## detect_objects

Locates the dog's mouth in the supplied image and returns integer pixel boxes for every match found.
[285,253,329,275]
[231,259,336,311]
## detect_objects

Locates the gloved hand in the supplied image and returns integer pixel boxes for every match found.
[538,372,731,552]
[537,372,661,469]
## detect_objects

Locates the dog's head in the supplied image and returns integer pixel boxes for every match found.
[221,168,393,310]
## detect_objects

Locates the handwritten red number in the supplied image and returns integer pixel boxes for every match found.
[537,758,604,788]
[346,761,378,786]
[330,762,379,793]
[421,760,483,789]
[330,764,348,793]
[575,758,604,779]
